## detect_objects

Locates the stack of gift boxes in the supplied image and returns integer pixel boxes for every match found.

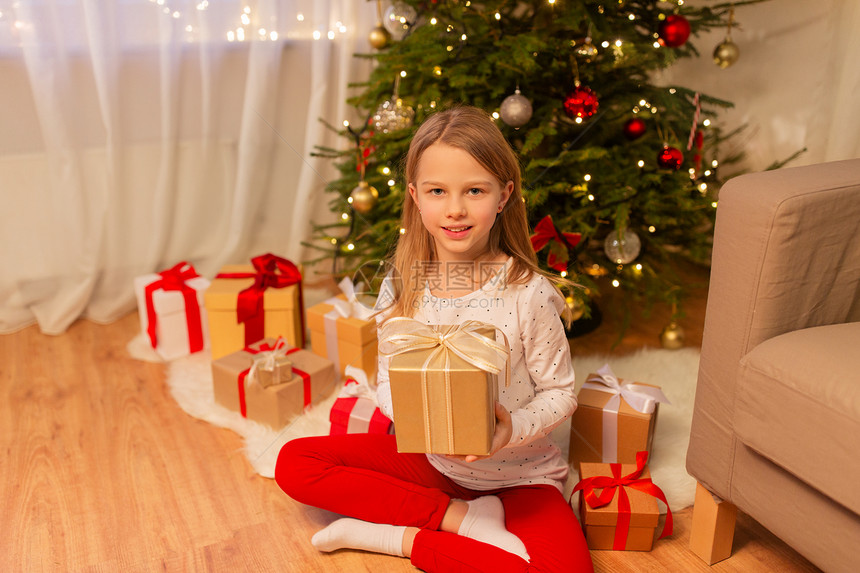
[134,254,387,433]
[135,255,675,553]
[569,364,673,551]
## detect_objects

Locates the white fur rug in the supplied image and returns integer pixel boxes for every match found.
[129,334,700,511]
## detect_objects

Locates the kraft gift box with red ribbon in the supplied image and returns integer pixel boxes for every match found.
[211,338,335,429]
[378,318,510,456]
[134,261,211,361]
[329,366,391,435]
[573,451,673,551]
[204,253,306,360]
[307,278,377,377]
[569,364,670,467]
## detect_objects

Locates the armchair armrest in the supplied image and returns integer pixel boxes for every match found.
[687,158,860,497]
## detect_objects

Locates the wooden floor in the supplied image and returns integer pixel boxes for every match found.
[0,262,821,572]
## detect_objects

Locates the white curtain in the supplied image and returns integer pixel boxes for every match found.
[0,0,376,335]
[661,0,860,172]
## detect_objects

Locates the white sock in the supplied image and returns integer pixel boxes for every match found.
[458,496,530,561]
[311,517,407,557]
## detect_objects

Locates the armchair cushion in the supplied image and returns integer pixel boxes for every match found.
[735,322,860,514]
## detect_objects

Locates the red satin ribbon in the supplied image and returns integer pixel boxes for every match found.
[215,253,305,348]
[236,341,311,418]
[529,215,582,272]
[572,450,673,550]
[144,261,204,353]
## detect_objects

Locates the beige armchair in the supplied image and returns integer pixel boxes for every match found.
[685,158,860,573]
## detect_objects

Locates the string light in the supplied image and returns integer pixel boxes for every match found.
[612,279,621,287]
[637,160,645,168]
[381,167,391,175]
[387,179,396,187]
[347,243,355,251]
[400,228,406,234]
[560,270,568,277]
[341,213,349,220]
[583,174,591,181]
[648,226,656,233]
[495,12,501,20]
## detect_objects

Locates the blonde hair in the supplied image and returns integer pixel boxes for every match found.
[385,105,574,322]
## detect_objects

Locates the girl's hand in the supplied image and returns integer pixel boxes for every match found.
[448,402,512,463]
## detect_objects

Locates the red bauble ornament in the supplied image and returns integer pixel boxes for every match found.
[623,117,647,140]
[659,14,691,48]
[657,146,684,170]
[563,86,599,120]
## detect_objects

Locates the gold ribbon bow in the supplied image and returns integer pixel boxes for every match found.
[379,318,510,452]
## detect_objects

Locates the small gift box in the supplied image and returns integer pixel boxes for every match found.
[212,338,335,429]
[574,451,673,551]
[569,364,670,467]
[307,277,378,376]
[134,261,211,361]
[250,347,293,389]
[204,253,305,360]
[329,366,392,435]
[379,318,509,456]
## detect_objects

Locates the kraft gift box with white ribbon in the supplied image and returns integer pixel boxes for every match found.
[569,364,670,467]
[307,277,377,377]
[379,318,509,456]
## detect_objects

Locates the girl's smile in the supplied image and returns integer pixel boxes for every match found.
[409,142,512,264]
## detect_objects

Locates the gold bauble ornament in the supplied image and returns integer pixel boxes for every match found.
[349,181,379,214]
[565,296,585,322]
[660,322,686,349]
[713,39,740,68]
[573,37,599,63]
[368,23,391,50]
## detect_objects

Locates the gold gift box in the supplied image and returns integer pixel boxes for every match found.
[252,355,293,388]
[212,339,335,429]
[204,264,304,360]
[569,377,660,467]
[578,462,661,551]
[306,294,377,376]
[388,325,498,456]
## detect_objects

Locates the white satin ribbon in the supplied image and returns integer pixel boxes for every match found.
[339,366,380,433]
[582,363,671,462]
[378,318,510,452]
[331,277,375,320]
[247,337,290,387]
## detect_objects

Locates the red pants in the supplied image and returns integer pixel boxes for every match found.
[276,433,593,573]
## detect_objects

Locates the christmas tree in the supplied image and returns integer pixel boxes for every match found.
[308,0,758,337]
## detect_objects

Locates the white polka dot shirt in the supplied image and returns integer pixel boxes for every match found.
[376,260,577,492]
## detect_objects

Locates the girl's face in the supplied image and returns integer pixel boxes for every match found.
[409,142,512,264]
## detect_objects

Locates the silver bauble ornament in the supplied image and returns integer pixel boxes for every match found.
[349,181,379,214]
[369,23,391,50]
[660,321,686,349]
[603,229,641,264]
[372,97,414,134]
[383,2,417,40]
[713,39,740,68]
[499,88,533,128]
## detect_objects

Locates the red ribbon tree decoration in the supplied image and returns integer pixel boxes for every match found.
[530,214,582,272]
